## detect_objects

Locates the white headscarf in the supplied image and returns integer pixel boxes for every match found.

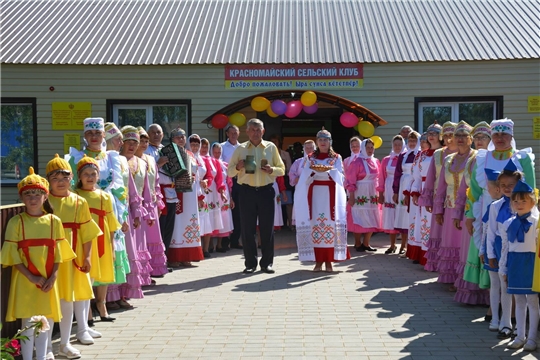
[358,139,375,159]
[349,137,362,161]
[389,136,405,159]
[405,131,421,158]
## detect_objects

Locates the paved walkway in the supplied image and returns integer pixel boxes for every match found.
[57,232,538,359]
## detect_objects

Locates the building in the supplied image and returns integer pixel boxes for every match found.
[1,0,539,204]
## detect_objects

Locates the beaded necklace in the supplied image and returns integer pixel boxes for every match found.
[491,148,514,160]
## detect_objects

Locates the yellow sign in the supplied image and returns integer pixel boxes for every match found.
[52,102,91,130]
[64,133,81,154]
[528,96,540,113]
[534,117,540,140]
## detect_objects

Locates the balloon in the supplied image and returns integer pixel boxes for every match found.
[357,121,375,137]
[271,100,287,115]
[284,100,303,118]
[339,112,359,128]
[303,103,318,114]
[300,91,317,107]
[371,135,383,149]
[229,112,246,127]
[267,107,279,118]
[251,96,270,112]
[210,114,229,129]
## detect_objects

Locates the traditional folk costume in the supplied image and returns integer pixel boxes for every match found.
[289,155,310,226]
[434,121,477,284]
[214,155,234,238]
[393,137,420,248]
[167,139,205,263]
[499,181,539,349]
[269,176,286,229]
[190,137,214,237]
[409,125,442,265]
[453,122,492,290]
[532,220,540,293]
[295,134,350,263]
[138,127,168,277]
[377,143,403,236]
[419,122,457,271]
[201,146,226,235]
[345,140,381,234]
[1,169,76,323]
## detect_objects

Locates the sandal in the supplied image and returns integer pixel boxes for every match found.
[59,343,81,359]
[313,264,323,272]
[117,299,134,309]
[497,326,513,339]
[385,247,396,254]
[46,351,56,360]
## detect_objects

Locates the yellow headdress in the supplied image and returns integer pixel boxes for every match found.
[76,154,100,174]
[46,154,72,177]
[18,167,49,195]
[137,126,149,138]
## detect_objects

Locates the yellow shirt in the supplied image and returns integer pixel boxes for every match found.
[1,213,76,322]
[227,140,285,187]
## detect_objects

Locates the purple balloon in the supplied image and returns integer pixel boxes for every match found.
[285,100,303,118]
[303,103,318,114]
[271,100,287,116]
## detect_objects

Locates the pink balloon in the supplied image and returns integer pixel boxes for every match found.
[284,100,302,118]
[303,103,318,114]
[340,112,359,128]
[271,100,287,115]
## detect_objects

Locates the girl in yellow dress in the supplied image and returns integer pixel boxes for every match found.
[74,156,121,332]
[45,154,103,355]
[533,203,540,293]
[1,167,75,360]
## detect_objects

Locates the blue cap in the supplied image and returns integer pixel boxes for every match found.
[485,168,501,182]
[512,179,533,194]
[503,160,518,173]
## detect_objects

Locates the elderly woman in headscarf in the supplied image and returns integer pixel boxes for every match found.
[377,135,405,254]
[166,128,205,267]
[210,142,234,251]
[345,138,381,252]
[294,128,350,273]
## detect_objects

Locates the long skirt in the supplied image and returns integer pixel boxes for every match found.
[118,212,145,299]
[145,206,168,277]
[424,213,443,272]
[436,210,462,284]
[168,190,205,262]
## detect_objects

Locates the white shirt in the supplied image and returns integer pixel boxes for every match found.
[221,139,240,163]
[144,144,163,162]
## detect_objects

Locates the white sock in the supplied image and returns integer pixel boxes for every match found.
[488,271,501,325]
[526,294,539,341]
[59,300,74,345]
[515,295,527,341]
[20,318,35,360]
[73,300,88,335]
[33,319,53,360]
[499,272,512,330]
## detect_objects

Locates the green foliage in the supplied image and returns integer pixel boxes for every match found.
[1,104,34,180]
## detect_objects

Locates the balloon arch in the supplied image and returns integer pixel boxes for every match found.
[202,90,388,146]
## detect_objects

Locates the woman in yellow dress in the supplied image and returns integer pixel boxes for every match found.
[1,167,75,360]
[533,214,540,293]
[46,154,103,355]
[74,157,122,328]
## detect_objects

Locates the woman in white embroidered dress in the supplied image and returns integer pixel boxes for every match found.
[377,135,405,254]
[167,128,205,266]
[294,129,350,273]
[345,138,381,252]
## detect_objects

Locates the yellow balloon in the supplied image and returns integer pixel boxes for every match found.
[266,107,278,118]
[251,96,270,112]
[229,112,246,127]
[371,136,383,149]
[300,91,317,106]
[357,121,375,137]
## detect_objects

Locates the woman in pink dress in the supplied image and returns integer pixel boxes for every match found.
[434,121,477,288]
[343,136,361,172]
[345,138,381,252]
[210,142,234,252]
[377,135,405,254]
[419,122,458,271]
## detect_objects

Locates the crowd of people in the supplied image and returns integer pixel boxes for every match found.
[1,116,539,360]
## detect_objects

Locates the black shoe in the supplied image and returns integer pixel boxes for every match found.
[412,260,420,264]
[243,267,256,274]
[356,244,366,252]
[261,265,275,274]
[484,315,492,322]
[364,245,377,252]
[88,320,94,327]
[203,251,211,258]
[231,244,243,249]
[497,327,513,339]
[150,274,164,278]
[385,247,396,254]
[216,247,227,253]
[99,315,116,322]
[208,247,214,253]
[167,267,173,273]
